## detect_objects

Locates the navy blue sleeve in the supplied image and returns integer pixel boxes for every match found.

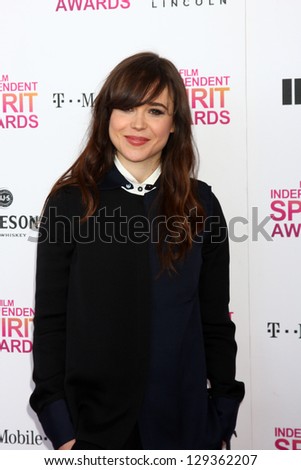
[199,193,244,398]
[39,399,75,449]
[29,190,76,448]
[199,193,245,444]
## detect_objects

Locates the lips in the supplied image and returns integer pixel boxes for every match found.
[125,135,150,146]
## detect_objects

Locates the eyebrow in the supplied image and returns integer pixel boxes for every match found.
[148,101,169,111]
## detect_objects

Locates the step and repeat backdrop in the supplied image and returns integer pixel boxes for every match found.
[0,0,300,450]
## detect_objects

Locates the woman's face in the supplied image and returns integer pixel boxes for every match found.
[109,87,174,170]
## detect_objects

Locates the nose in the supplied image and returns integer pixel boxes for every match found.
[130,108,146,130]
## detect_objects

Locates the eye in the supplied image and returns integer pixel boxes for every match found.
[149,108,165,116]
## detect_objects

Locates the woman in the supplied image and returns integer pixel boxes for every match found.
[30,51,245,450]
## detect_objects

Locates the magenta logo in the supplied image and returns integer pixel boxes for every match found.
[179,68,231,125]
[0,75,38,129]
[0,299,34,354]
[274,427,301,450]
[270,181,301,237]
[55,0,131,12]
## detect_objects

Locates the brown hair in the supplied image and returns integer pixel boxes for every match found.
[48,52,205,272]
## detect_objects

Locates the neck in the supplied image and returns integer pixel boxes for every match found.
[116,156,160,183]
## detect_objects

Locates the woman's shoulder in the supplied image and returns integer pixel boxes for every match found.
[44,184,84,216]
[192,178,225,218]
[195,179,212,193]
[192,178,213,202]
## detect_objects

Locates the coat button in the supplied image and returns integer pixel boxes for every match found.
[138,186,143,192]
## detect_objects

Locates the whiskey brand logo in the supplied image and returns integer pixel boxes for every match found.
[0,214,39,238]
[0,189,13,208]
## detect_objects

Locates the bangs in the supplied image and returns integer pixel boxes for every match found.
[108,66,173,110]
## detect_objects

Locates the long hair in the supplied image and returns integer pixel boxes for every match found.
[48,52,205,272]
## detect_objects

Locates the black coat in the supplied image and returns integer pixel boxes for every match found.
[30,166,245,449]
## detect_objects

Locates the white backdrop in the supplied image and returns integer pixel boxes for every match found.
[0,0,300,450]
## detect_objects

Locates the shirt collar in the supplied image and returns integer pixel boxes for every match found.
[114,156,161,196]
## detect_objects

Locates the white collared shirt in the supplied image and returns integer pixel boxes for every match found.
[114,156,161,196]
